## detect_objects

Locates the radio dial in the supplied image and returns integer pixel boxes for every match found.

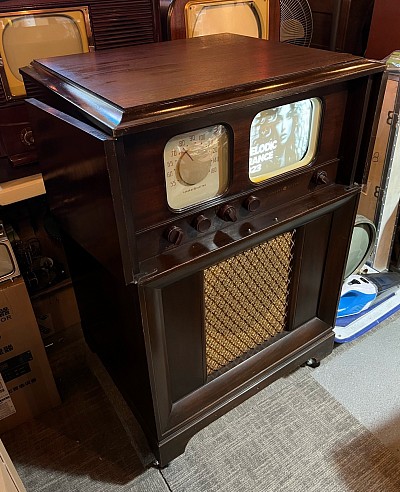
[164,226,184,245]
[163,125,229,210]
[243,195,261,212]
[178,150,210,185]
[193,214,211,232]
[218,204,237,222]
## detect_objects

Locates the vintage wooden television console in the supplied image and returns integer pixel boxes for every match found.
[0,0,161,183]
[21,34,384,466]
[160,0,280,41]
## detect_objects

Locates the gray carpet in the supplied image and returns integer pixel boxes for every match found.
[161,369,400,492]
[2,319,400,491]
[312,315,400,461]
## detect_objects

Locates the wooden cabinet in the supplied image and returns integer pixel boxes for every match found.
[309,0,375,55]
[366,0,400,60]
[21,35,384,466]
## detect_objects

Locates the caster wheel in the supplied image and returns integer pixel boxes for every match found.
[305,358,320,368]
[152,460,169,470]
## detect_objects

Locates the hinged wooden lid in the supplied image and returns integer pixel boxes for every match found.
[21,34,385,136]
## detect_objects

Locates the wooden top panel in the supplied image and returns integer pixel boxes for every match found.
[24,34,384,134]
[31,34,359,106]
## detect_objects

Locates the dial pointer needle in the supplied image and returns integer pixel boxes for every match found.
[182,148,194,161]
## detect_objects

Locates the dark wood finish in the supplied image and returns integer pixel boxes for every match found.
[22,35,385,466]
[308,0,333,50]
[365,0,400,60]
[163,273,206,401]
[0,0,161,181]
[63,229,337,465]
[24,35,380,136]
[338,72,386,185]
[309,0,375,55]
[22,35,384,281]
[160,0,280,41]
[288,214,332,329]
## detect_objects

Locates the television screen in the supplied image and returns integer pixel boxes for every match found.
[0,8,91,98]
[0,243,16,278]
[249,98,322,183]
[185,1,262,38]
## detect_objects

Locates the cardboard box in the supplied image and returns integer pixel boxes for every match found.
[32,283,81,339]
[0,277,60,434]
[0,439,26,492]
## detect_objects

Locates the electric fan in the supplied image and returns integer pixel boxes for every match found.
[344,215,377,279]
[280,0,313,47]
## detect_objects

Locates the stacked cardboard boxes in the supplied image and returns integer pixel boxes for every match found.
[0,277,60,434]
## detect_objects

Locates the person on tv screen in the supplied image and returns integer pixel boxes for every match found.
[249,99,313,178]
[274,100,312,167]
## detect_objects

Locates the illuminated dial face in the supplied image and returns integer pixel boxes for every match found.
[163,124,229,210]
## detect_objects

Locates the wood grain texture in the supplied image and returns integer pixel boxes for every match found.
[24,34,384,135]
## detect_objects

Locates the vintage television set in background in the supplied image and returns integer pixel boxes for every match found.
[160,0,280,40]
[0,221,19,283]
[21,34,384,466]
[0,0,161,183]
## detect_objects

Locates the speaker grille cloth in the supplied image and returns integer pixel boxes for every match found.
[204,231,295,375]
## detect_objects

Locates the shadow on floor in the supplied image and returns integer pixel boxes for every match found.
[1,366,148,488]
[332,411,400,492]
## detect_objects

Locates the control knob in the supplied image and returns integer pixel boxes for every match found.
[243,195,261,212]
[313,170,329,185]
[164,225,184,245]
[193,214,211,232]
[217,204,237,222]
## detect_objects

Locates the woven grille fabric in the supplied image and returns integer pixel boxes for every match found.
[204,231,295,374]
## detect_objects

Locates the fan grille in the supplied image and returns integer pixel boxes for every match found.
[280,0,313,47]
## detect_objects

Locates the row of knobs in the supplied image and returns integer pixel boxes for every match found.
[164,170,331,245]
[164,195,261,245]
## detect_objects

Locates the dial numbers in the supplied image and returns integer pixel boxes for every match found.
[163,124,229,210]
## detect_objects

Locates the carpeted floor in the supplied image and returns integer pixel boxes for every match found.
[161,367,400,492]
[2,314,400,491]
[312,314,400,461]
